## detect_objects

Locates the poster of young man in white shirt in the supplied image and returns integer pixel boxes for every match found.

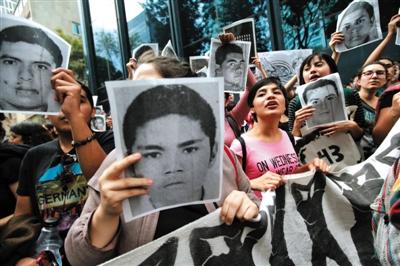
[106,77,224,222]
[0,14,71,114]
[335,0,382,52]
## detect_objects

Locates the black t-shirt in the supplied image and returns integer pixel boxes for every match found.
[154,204,209,239]
[0,143,29,218]
[17,130,114,233]
[379,90,398,110]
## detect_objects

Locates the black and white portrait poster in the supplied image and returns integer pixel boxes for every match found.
[297,132,363,168]
[256,49,312,85]
[189,56,209,77]
[335,0,383,52]
[297,73,347,129]
[100,209,271,266]
[270,120,400,265]
[161,40,178,59]
[0,14,70,114]
[223,18,257,65]
[132,43,159,60]
[208,38,251,93]
[106,78,224,222]
[91,114,106,132]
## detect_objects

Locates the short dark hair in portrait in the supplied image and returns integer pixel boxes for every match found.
[134,45,153,61]
[123,84,216,158]
[298,53,338,85]
[302,78,339,103]
[0,25,63,67]
[343,1,374,21]
[215,43,243,65]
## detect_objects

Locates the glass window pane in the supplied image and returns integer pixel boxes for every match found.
[10,0,88,84]
[89,0,123,87]
[124,0,171,57]
[178,0,272,56]
[279,0,398,50]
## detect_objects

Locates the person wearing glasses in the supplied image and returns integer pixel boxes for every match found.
[338,1,378,49]
[357,62,387,158]
[362,14,400,87]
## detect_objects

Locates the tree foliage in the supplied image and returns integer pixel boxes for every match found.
[55,29,86,83]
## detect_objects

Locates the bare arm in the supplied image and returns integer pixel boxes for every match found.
[252,56,268,79]
[363,14,400,66]
[373,92,400,144]
[229,70,257,127]
[329,32,344,64]
[52,68,107,179]
[284,75,298,99]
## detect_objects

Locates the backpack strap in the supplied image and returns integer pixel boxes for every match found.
[226,113,242,138]
[224,145,240,186]
[286,131,298,153]
[237,136,247,173]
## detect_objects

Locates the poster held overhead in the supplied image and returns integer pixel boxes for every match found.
[161,40,178,58]
[132,43,159,59]
[256,49,313,85]
[0,14,71,115]
[223,18,257,65]
[189,56,209,77]
[208,38,250,93]
[335,0,383,52]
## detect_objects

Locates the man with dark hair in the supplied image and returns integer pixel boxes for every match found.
[123,84,217,209]
[0,25,63,112]
[338,1,378,49]
[12,69,114,265]
[302,78,346,127]
[215,43,245,92]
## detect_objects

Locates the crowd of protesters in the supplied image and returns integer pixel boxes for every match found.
[0,9,399,266]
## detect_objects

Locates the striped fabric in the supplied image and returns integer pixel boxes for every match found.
[371,158,400,265]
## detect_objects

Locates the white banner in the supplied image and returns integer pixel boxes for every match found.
[102,121,400,265]
[101,209,271,266]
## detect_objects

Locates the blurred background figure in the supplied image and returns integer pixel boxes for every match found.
[9,121,53,146]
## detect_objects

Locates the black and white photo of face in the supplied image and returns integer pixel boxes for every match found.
[299,74,347,128]
[91,115,106,132]
[0,15,70,114]
[209,40,250,93]
[305,85,339,127]
[0,39,55,111]
[131,114,215,208]
[107,79,223,221]
[336,0,382,52]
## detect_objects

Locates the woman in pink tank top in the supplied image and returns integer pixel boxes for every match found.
[230,77,329,197]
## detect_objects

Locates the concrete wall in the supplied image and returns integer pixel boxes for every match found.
[31,0,80,36]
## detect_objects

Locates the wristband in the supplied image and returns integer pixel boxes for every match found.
[71,133,96,148]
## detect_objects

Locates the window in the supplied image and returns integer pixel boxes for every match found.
[72,21,81,35]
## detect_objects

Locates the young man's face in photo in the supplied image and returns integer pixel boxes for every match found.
[0,41,55,111]
[340,8,373,48]
[218,52,245,90]
[305,84,339,126]
[131,114,214,208]
[94,117,104,129]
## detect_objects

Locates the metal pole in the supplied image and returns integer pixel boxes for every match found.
[114,0,130,79]
[266,0,284,50]
[167,0,183,57]
[79,0,98,91]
